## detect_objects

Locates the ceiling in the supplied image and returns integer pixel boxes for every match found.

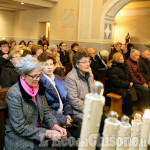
[0,0,59,11]
[123,0,150,10]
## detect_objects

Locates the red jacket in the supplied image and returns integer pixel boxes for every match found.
[126,58,147,85]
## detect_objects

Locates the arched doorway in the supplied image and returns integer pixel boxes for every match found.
[99,0,144,42]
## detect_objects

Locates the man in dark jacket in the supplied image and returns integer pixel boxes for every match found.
[139,50,150,84]
[126,49,149,111]
[88,48,106,80]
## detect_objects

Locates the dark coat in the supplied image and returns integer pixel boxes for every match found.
[4,80,58,150]
[126,58,147,85]
[139,57,150,81]
[108,62,133,91]
[39,75,73,125]
[108,62,133,115]
[108,48,124,61]
[0,51,9,71]
[90,55,106,80]
[59,50,70,66]
[1,61,19,88]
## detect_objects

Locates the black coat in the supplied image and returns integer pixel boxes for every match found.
[108,62,133,93]
[90,55,106,80]
[1,61,19,88]
[0,51,9,71]
[59,50,70,66]
[139,57,150,81]
[108,48,125,61]
[108,62,133,115]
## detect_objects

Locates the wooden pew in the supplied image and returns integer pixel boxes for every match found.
[0,87,10,102]
[106,92,122,117]
[0,87,9,149]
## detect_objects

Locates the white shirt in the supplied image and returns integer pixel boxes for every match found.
[43,73,63,114]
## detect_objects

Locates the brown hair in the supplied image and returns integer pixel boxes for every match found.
[31,45,43,55]
[71,43,79,50]
[114,42,122,48]
[73,50,90,67]
[37,51,56,65]
[8,50,21,60]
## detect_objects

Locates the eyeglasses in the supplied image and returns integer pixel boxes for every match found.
[1,46,8,48]
[43,63,54,67]
[12,56,22,59]
[61,44,67,47]
[27,72,43,80]
[78,60,91,64]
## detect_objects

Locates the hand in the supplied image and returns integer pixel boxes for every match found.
[66,115,73,122]
[130,82,133,87]
[2,54,8,59]
[45,130,62,141]
[65,118,72,127]
[143,83,148,88]
[53,124,67,137]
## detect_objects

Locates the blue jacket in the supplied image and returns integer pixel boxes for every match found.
[39,75,73,125]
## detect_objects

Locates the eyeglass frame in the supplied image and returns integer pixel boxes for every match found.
[78,60,91,64]
[26,72,43,80]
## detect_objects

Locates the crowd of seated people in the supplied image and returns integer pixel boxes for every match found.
[1,37,150,149]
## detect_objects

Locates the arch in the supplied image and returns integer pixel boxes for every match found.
[100,0,133,42]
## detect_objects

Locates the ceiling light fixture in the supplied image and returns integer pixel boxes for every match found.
[21,2,24,5]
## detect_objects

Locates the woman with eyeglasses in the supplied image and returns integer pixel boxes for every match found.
[38,52,81,141]
[65,51,94,121]
[1,50,22,88]
[4,55,67,150]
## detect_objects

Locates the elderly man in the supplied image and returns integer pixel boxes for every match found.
[126,49,149,111]
[88,48,106,80]
[139,50,150,84]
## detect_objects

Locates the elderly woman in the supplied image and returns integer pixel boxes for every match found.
[4,55,67,150]
[38,52,73,126]
[108,53,133,116]
[49,45,66,76]
[38,52,80,140]
[65,51,94,120]
[1,50,21,88]
[31,45,43,58]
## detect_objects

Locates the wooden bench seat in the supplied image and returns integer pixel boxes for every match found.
[0,87,9,149]
[106,92,122,117]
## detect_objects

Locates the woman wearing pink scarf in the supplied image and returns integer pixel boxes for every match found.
[4,55,68,150]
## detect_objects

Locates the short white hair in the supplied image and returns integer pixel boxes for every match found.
[16,55,41,75]
[130,49,140,56]
[49,45,57,52]
[141,50,150,55]
[100,50,109,57]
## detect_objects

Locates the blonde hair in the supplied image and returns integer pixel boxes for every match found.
[114,42,122,48]
[107,53,123,68]
[8,50,21,60]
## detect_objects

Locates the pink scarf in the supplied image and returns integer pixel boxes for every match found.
[20,76,39,127]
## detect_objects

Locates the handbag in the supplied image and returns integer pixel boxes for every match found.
[128,87,137,101]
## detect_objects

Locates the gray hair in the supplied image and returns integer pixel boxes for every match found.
[16,55,41,75]
[141,50,150,55]
[49,45,57,52]
[130,49,140,56]
[100,50,109,57]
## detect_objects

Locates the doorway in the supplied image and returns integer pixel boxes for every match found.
[38,21,50,42]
